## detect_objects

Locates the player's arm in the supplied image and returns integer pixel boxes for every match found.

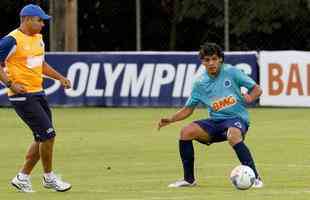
[43,61,71,89]
[0,62,27,94]
[158,107,195,130]
[0,62,11,87]
[0,36,26,93]
[0,36,14,86]
[243,84,262,104]
[157,78,200,130]
[232,68,262,104]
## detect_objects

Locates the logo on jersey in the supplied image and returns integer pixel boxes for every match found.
[224,79,232,88]
[212,95,237,111]
[234,122,242,129]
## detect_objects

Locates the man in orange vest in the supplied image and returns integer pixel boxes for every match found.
[0,4,71,192]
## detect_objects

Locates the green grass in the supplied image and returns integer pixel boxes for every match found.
[0,107,310,200]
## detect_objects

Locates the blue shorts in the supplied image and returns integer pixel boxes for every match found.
[194,117,249,145]
[9,92,56,142]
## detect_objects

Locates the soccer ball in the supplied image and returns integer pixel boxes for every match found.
[230,165,255,190]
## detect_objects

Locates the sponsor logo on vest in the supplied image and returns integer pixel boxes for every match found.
[23,45,30,50]
[212,95,236,111]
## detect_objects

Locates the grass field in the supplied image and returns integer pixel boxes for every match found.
[0,107,310,200]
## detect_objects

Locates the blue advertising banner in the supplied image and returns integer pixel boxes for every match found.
[0,52,258,107]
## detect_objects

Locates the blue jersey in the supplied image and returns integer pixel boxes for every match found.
[185,64,256,123]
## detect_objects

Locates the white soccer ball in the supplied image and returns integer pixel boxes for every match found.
[230,165,255,190]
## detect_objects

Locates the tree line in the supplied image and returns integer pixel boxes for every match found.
[1,0,309,51]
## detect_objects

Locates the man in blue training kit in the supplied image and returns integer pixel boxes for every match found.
[158,42,263,188]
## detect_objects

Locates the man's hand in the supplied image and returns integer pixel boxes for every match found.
[158,118,173,131]
[243,93,253,104]
[60,78,71,89]
[10,83,27,94]
[243,84,262,104]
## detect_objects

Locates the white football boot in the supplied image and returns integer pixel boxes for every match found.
[11,175,35,193]
[42,174,71,192]
[252,178,264,188]
[168,179,197,188]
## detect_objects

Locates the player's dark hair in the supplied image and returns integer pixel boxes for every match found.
[199,42,224,61]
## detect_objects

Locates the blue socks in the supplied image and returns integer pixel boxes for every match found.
[179,140,259,183]
[179,140,195,183]
[233,141,259,178]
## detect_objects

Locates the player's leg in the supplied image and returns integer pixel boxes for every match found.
[34,96,55,173]
[13,96,56,174]
[227,127,259,175]
[36,96,71,192]
[11,141,40,193]
[21,141,40,174]
[40,137,55,173]
[9,95,44,192]
[168,122,210,187]
[225,120,263,188]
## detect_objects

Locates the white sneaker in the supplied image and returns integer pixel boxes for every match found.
[42,174,71,192]
[252,178,264,188]
[11,175,35,193]
[168,179,197,188]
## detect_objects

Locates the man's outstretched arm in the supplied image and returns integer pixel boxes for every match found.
[158,107,195,130]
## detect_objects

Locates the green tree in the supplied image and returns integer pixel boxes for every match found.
[229,0,310,50]
[161,0,223,50]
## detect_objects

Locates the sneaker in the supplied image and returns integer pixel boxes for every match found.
[42,174,71,192]
[252,178,264,188]
[168,179,197,188]
[11,175,35,193]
